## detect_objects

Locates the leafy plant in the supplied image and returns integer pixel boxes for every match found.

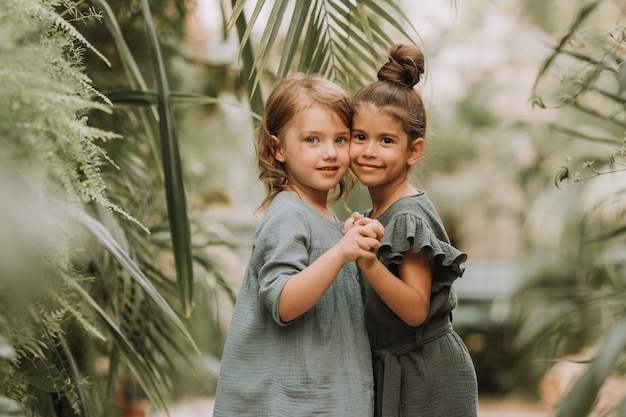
[517,1,626,415]
[0,0,197,415]
[228,0,420,117]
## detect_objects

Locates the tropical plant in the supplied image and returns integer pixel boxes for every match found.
[514,0,626,415]
[0,0,422,416]
[228,0,421,117]
[0,0,200,415]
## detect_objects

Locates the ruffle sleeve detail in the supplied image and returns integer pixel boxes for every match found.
[377,212,467,292]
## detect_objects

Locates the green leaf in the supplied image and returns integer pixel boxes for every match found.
[360,0,420,45]
[230,0,265,120]
[75,210,195,345]
[102,89,261,120]
[65,277,170,413]
[248,0,290,96]
[226,0,249,34]
[141,0,194,318]
[276,0,310,78]
[95,0,163,175]
[234,0,421,96]
[297,6,323,72]
[59,336,95,417]
[556,318,626,417]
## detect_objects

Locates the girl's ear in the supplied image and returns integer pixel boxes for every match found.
[407,138,425,166]
[271,135,285,162]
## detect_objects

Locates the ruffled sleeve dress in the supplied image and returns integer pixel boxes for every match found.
[362,193,478,417]
[213,192,374,417]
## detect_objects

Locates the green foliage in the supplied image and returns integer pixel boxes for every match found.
[519,1,626,414]
[1,0,115,207]
[532,0,626,187]
[228,0,420,116]
[0,0,198,415]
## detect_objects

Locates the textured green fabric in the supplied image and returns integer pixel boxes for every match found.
[213,192,374,417]
[362,193,478,417]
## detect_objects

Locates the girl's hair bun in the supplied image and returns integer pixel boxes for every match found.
[377,44,425,88]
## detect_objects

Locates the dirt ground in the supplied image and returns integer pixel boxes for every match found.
[478,397,550,417]
[147,396,552,417]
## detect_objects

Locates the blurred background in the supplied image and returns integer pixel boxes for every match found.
[2,0,626,416]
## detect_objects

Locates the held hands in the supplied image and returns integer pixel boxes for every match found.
[341,212,364,235]
[338,212,384,263]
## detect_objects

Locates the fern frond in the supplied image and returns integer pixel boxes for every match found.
[33,5,111,67]
[72,71,114,106]
[53,288,107,342]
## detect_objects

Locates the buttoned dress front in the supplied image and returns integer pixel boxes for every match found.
[213,192,374,417]
[362,193,478,417]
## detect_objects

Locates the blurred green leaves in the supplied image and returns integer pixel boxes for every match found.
[229,0,420,115]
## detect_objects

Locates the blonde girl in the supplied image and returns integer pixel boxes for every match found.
[213,73,383,417]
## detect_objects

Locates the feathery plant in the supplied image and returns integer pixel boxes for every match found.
[0,0,197,416]
[517,1,626,415]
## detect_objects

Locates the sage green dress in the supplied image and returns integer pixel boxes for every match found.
[362,193,478,417]
[213,192,374,417]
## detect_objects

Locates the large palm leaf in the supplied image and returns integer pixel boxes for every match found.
[228,0,420,116]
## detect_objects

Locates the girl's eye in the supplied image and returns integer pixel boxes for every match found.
[335,137,347,144]
[382,137,393,144]
[352,134,365,141]
[305,137,318,143]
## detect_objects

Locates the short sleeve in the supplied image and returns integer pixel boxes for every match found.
[377,212,467,292]
[254,208,310,326]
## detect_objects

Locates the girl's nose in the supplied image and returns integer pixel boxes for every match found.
[363,141,377,157]
[323,141,338,158]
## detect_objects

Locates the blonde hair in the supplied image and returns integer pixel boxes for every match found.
[256,73,354,210]
[353,44,427,145]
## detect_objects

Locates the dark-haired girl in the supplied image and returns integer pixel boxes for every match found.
[349,44,479,417]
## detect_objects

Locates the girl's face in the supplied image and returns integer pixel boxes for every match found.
[274,105,350,204]
[350,103,423,190]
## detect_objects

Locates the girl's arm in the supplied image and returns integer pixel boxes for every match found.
[278,220,383,322]
[358,250,432,327]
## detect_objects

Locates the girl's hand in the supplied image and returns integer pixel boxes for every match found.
[355,217,384,240]
[342,213,384,240]
[337,218,384,262]
[353,218,384,269]
[341,212,364,234]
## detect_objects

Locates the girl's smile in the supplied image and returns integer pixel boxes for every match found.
[353,162,383,172]
[274,104,350,209]
[318,165,341,173]
[350,104,422,190]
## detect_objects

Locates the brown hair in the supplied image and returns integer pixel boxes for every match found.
[353,44,427,144]
[255,73,353,210]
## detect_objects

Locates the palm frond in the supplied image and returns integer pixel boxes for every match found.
[94,0,164,175]
[65,276,170,413]
[102,89,263,123]
[230,0,420,95]
[74,209,196,347]
[228,0,265,117]
[140,0,194,318]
